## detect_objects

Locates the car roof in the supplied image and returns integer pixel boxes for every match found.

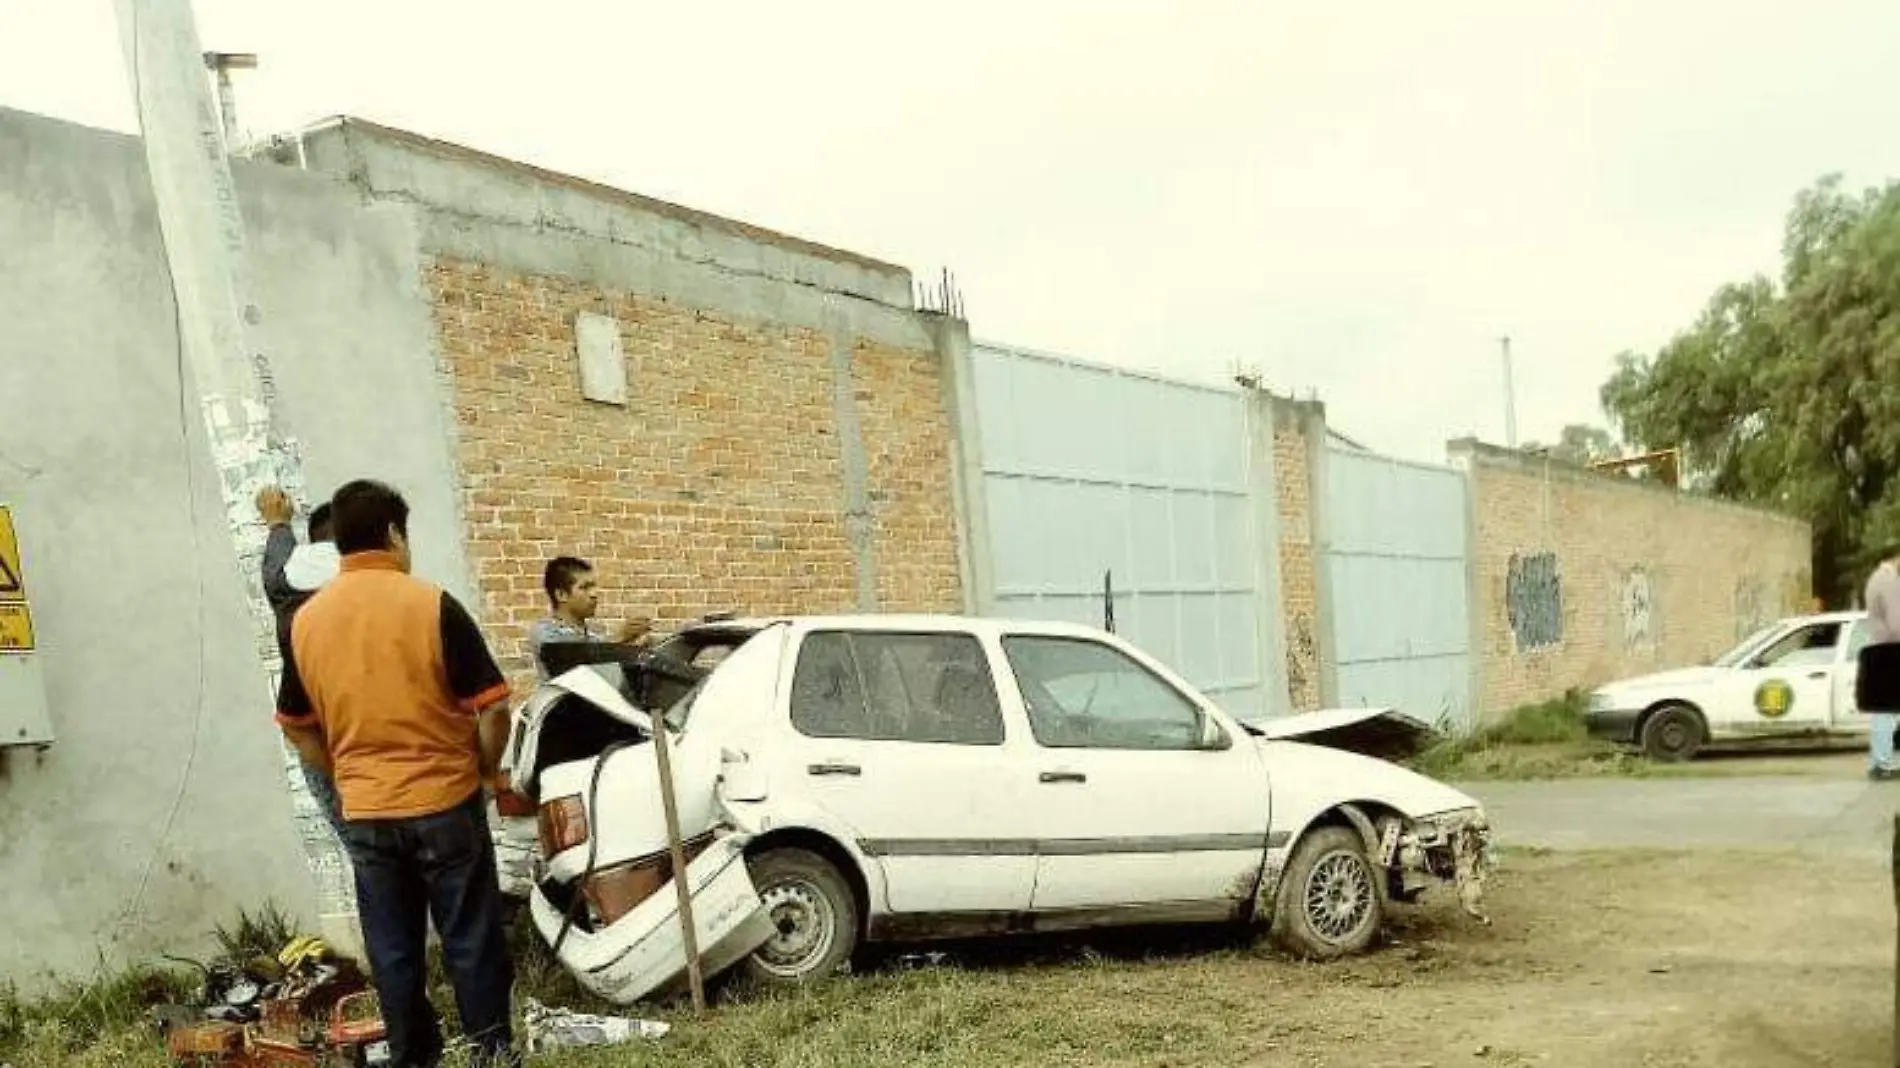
[1778,610,1864,627]
[677,614,1113,640]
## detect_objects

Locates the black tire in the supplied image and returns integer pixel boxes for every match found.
[743,848,860,986]
[1273,825,1384,960]
[1641,703,1705,763]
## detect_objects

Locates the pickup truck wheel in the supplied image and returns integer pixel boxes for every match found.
[1273,826,1383,960]
[1641,703,1704,763]
[744,848,859,986]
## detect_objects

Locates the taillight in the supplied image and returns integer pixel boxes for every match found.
[493,772,535,818]
[537,795,589,856]
[582,833,716,927]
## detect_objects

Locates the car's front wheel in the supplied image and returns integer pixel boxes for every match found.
[743,848,860,986]
[1273,825,1384,959]
[1640,703,1705,763]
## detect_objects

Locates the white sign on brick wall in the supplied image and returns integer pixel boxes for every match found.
[574,312,628,406]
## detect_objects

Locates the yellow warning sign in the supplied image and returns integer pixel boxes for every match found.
[0,506,23,603]
[0,602,34,652]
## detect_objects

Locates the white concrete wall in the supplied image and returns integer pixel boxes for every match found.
[0,108,471,987]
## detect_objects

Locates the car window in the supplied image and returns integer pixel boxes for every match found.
[649,635,749,729]
[1754,623,1843,669]
[789,631,1005,745]
[1714,625,1781,668]
[1001,635,1213,751]
[1846,620,1872,661]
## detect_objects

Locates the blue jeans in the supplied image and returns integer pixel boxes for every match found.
[340,791,516,1068]
[1872,713,1900,772]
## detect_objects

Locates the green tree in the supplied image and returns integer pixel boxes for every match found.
[1523,423,1620,467]
[1601,174,1900,604]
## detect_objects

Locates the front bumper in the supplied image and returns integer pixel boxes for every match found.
[1387,808,1495,924]
[1583,707,1641,744]
[528,834,775,1006]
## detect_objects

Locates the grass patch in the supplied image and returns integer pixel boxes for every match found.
[0,962,196,1068]
[1406,692,1652,781]
[3,906,1273,1068]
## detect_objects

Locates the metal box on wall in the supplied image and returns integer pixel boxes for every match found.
[0,503,55,747]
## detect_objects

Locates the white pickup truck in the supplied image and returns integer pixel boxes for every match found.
[498,615,1496,1005]
[1585,610,1872,761]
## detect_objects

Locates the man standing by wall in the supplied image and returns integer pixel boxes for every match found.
[1858,543,1900,781]
[275,480,517,1067]
[528,555,653,680]
[258,487,345,836]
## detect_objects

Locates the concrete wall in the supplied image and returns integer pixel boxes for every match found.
[0,109,471,986]
[1454,440,1813,716]
[290,119,964,688]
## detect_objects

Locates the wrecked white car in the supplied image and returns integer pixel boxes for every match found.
[497,616,1495,1005]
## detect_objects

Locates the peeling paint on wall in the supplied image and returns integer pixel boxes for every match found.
[1734,578,1769,640]
[1620,566,1655,650]
[1286,613,1317,707]
[1506,552,1563,652]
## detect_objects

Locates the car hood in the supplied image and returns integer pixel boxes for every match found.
[1596,666,1727,695]
[1256,737,1482,820]
[1241,706,1441,761]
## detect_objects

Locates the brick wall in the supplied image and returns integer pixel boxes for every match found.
[1272,403,1323,711]
[1462,444,1812,716]
[425,258,962,686]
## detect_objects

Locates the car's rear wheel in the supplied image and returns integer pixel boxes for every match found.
[1641,703,1704,763]
[743,848,859,986]
[1273,825,1384,960]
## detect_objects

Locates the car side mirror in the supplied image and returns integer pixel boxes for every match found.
[1198,715,1233,751]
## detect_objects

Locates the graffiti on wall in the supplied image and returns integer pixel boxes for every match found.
[1286,613,1317,707]
[1507,551,1564,651]
[1734,578,1769,640]
[1620,566,1655,650]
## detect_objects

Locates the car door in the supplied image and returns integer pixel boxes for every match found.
[1717,620,1842,735]
[1831,618,1872,735]
[769,626,1037,915]
[996,632,1271,913]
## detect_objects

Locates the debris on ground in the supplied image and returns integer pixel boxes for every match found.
[522,998,669,1054]
[893,952,952,971]
[152,934,389,1065]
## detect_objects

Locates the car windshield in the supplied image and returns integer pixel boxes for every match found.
[1712,624,1782,668]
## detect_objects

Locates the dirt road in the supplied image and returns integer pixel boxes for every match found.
[1466,752,1898,859]
[1301,848,1891,1067]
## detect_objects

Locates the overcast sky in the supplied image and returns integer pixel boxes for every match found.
[8,2,1900,460]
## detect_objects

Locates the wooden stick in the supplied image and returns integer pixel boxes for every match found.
[651,715,706,1014]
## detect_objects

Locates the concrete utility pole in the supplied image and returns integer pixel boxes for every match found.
[113,0,355,947]
[203,50,257,149]
[1500,335,1519,448]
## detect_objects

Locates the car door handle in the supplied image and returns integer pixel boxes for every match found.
[1808,671,1829,680]
[1039,770,1087,784]
[807,762,861,777]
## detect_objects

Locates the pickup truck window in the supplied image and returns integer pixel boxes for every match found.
[790,631,1005,745]
[1753,623,1843,669]
[1846,620,1872,661]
